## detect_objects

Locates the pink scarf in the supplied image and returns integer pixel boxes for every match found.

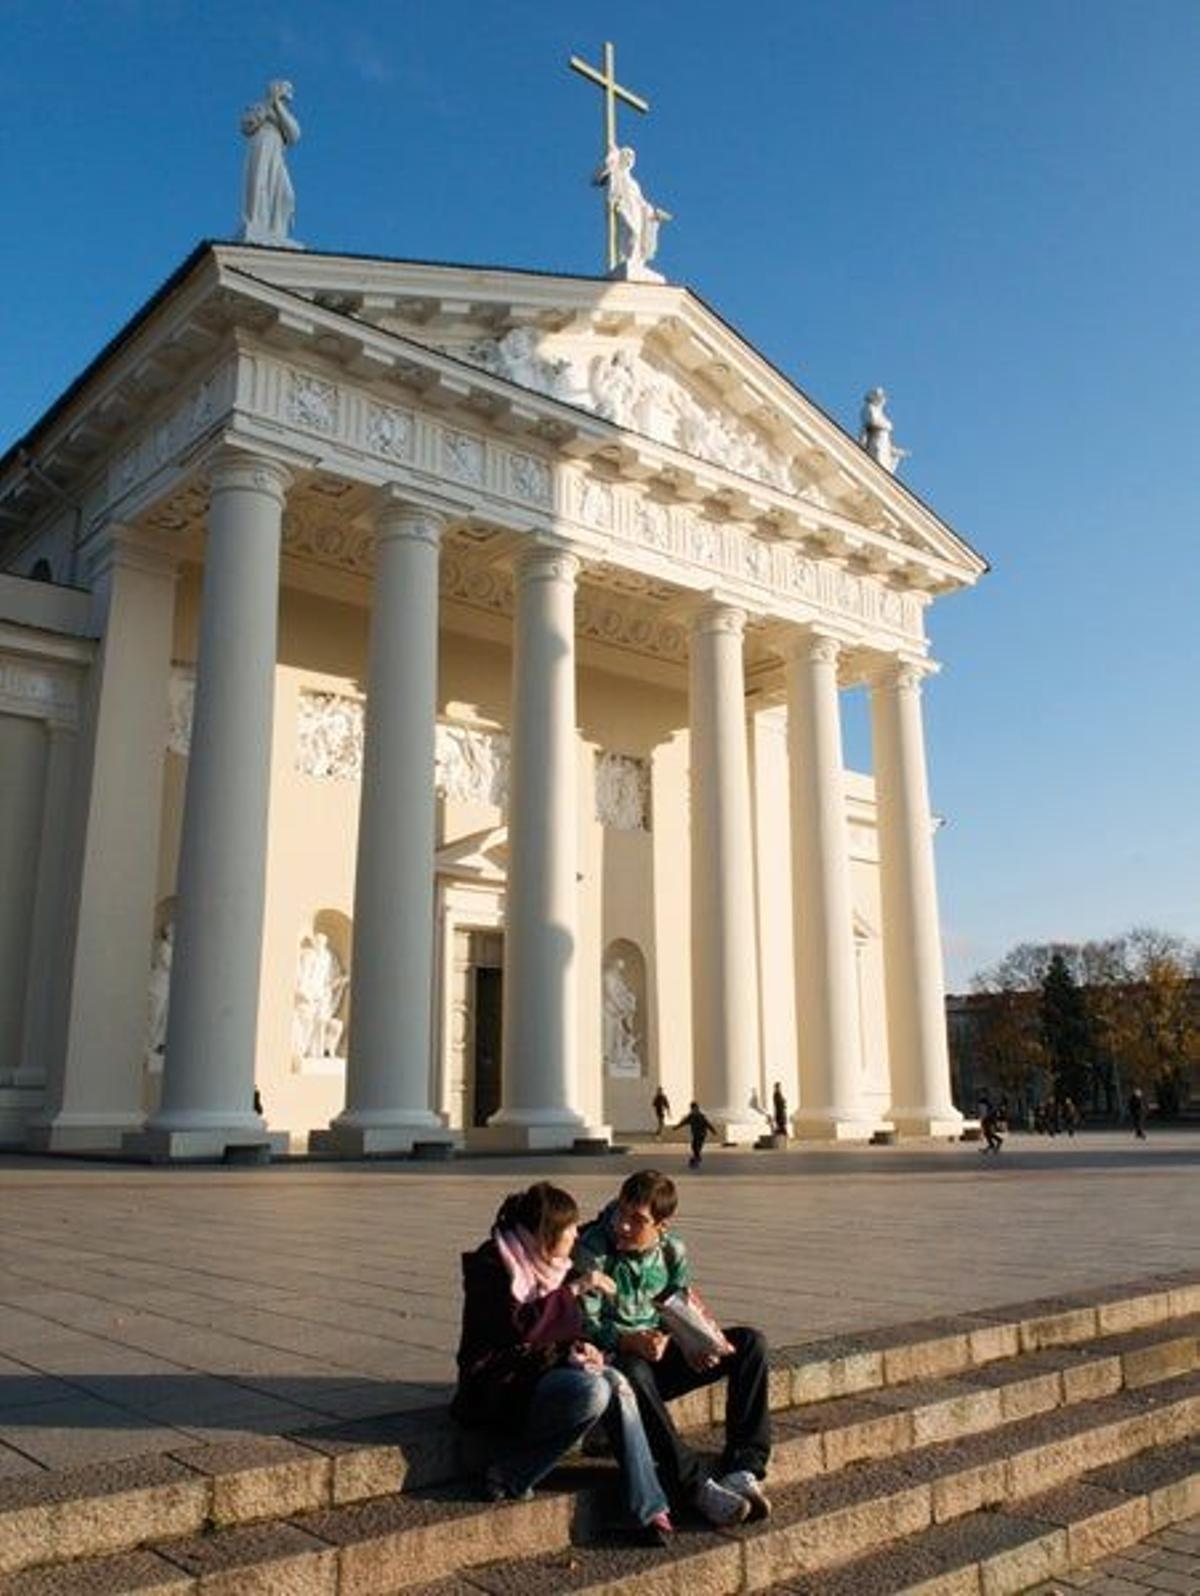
[493,1224,572,1304]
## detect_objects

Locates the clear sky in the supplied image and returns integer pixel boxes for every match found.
[2,1,1197,990]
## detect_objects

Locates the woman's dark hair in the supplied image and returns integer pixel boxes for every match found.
[494,1182,579,1252]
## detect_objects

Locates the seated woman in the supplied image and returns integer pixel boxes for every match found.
[452,1180,673,1545]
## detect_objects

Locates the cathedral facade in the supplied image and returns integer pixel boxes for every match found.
[0,245,985,1156]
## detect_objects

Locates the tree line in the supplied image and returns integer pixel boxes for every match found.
[968,928,1200,1120]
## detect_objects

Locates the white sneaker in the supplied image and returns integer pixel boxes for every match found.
[693,1475,751,1526]
[718,1468,772,1521]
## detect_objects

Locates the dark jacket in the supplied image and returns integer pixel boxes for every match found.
[450,1238,583,1426]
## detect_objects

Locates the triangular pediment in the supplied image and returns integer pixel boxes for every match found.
[434,825,508,884]
[214,245,985,580]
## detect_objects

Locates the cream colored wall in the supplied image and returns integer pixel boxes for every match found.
[751,709,799,1124]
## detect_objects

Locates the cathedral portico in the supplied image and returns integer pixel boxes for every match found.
[0,239,986,1159]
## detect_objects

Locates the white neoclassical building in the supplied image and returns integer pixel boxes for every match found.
[0,243,986,1158]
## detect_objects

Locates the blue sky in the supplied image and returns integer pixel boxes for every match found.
[2,1,1197,988]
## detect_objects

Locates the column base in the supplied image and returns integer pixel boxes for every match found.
[792,1113,891,1144]
[26,1113,145,1154]
[121,1126,289,1163]
[709,1117,764,1147]
[468,1122,613,1153]
[890,1110,965,1139]
[312,1123,458,1157]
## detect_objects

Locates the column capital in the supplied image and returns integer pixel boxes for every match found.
[207,447,292,504]
[513,543,581,586]
[782,626,844,668]
[690,600,746,639]
[865,652,940,693]
[375,494,446,548]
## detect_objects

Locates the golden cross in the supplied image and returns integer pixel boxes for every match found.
[568,40,650,271]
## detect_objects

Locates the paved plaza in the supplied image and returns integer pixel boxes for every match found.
[0,1131,1195,1480]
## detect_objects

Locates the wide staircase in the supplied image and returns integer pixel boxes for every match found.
[0,1273,1196,1594]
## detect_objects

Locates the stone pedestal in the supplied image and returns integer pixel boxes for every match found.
[131,451,289,1161]
[688,604,762,1143]
[487,547,607,1151]
[326,498,452,1157]
[870,659,962,1137]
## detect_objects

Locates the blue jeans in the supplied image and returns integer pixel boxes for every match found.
[497,1365,668,1524]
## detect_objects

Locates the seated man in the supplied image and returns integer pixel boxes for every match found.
[575,1169,771,1525]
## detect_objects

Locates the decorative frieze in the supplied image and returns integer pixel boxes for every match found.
[594,751,650,832]
[0,660,80,725]
[106,366,234,506]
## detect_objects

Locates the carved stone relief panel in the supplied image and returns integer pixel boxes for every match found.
[435,724,510,809]
[296,690,364,779]
[595,751,650,832]
[442,429,486,485]
[508,452,551,505]
[365,403,414,460]
[287,371,340,435]
[166,667,196,756]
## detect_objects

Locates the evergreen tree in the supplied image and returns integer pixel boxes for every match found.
[1039,952,1093,1107]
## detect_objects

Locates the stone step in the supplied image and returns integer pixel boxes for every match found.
[0,1289,1194,1582]
[1,1375,1192,1594]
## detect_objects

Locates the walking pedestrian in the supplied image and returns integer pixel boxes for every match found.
[980,1102,1004,1154]
[677,1102,717,1168]
[1128,1087,1147,1140]
[771,1082,788,1139]
[652,1086,671,1139]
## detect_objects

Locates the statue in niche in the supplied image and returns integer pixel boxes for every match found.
[292,932,349,1059]
[603,955,641,1078]
[239,80,302,248]
[146,923,174,1063]
[594,145,671,282]
[858,387,909,475]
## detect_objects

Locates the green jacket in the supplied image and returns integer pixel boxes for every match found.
[574,1202,691,1352]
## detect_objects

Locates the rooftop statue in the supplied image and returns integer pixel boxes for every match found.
[239,80,301,248]
[593,144,671,283]
[859,387,910,475]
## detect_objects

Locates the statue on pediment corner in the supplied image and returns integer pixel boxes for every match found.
[594,144,671,283]
[859,387,909,475]
[240,79,302,249]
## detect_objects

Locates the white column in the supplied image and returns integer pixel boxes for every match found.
[134,450,290,1159]
[328,497,449,1154]
[485,545,602,1149]
[29,536,177,1151]
[688,603,761,1143]
[870,656,962,1136]
[785,631,878,1139]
